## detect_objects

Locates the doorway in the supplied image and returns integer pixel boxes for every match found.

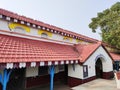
[7,68,25,90]
[95,58,103,78]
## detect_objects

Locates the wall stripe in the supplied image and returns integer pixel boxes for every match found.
[21,21,25,24]
[0,15,3,18]
[31,62,36,67]
[66,61,69,64]
[6,17,11,21]
[4,60,79,69]
[40,61,45,66]
[71,60,74,64]
[19,62,26,68]
[48,61,52,66]
[14,19,18,22]
[54,61,58,65]
[60,61,64,65]
[6,63,13,69]
[76,60,78,63]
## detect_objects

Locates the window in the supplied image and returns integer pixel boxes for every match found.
[38,30,52,38]
[76,40,83,44]
[63,36,72,42]
[63,37,70,42]
[64,38,70,41]
[38,66,49,76]
[83,65,88,78]
[14,27,25,34]
[41,33,48,38]
[9,23,30,33]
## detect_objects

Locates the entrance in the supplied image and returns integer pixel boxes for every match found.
[56,64,68,84]
[64,64,68,84]
[7,68,25,90]
[95,58,103,78]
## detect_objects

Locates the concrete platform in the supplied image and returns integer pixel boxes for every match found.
[72,79,119,90]
[26,82,71,90]
[26,79,119,90]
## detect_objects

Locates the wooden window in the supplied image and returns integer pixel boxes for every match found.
[83,65,88,78]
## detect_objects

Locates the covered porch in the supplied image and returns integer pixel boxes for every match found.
[0,34,79,90]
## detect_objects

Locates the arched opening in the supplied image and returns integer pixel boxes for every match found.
[41,33,48,38]
[14,27,26,34]
[95,58,103,78]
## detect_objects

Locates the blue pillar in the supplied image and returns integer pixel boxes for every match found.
[49,65,55,90]
[0,69,12,90]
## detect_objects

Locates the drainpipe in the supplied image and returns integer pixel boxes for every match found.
[49,65,55,90]
[0,69,12,90]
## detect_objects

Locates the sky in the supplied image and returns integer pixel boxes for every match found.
[0,0,119,40]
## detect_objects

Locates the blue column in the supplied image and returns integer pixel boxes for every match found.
[0,69,12,90]
[49,65,55,90]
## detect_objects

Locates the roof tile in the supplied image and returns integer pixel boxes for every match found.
[0,34,79,63]
[75,43,101,63]
[110,53,120,61]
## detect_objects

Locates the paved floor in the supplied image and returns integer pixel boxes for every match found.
[26,82,71,90]
[26,79,119,90]
[71,79,119,90]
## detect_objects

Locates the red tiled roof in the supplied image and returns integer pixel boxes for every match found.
[0,33,113,65]
[0,34,79,63]
[0,8,98,43]
[75,43,101,63]
[110,53,120,61]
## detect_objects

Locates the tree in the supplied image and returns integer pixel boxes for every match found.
[89,2,120,48]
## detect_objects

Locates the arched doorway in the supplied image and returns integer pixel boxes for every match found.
[95,58,103,78]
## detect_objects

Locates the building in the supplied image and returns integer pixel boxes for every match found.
[0,8,117,90]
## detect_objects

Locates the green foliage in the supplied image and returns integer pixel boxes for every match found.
[89,2,120,48]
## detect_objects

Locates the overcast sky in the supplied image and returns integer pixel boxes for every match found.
[0,0,119,40]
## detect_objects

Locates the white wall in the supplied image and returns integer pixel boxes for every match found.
[26,67,38,77]
[0,20,83,44]
[29,28,38,36]
[52,33,63,41]
[0,20,10,31]
[68,64,83,79]
[25,65,64,77]
[68,46,113,79]
[84,46,113,78]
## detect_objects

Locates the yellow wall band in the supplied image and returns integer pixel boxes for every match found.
[63,36,73,42]
[8,23,30,33]
[38,30,52,37]
[76,39,83,43]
